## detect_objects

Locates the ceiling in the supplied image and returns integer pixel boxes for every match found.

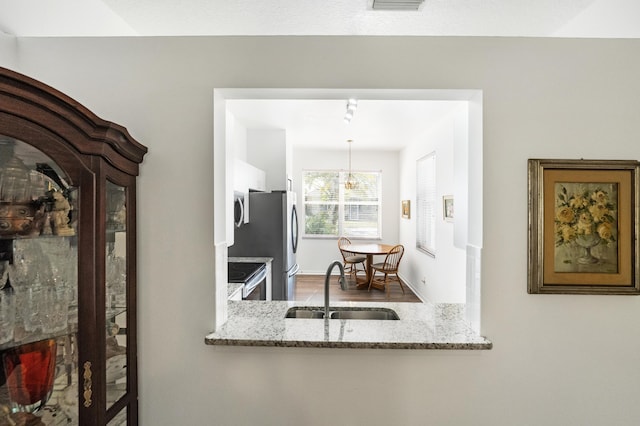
[3,0,638,151]
[227,98,465,151]
[1,0,638,38]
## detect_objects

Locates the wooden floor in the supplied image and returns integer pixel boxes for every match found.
[294,272,422,304]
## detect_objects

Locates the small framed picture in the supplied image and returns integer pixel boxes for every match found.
[443,195,454,222]
[528,158,640,294]
[401,200,410,219]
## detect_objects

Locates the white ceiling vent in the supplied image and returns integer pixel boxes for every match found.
[371,0,425,11]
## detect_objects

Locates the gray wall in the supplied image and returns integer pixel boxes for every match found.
[0,34,16,68]
[3,36,640,425]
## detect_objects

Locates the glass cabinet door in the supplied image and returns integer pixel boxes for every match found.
[105,180,128,425]
[0,136,80,424]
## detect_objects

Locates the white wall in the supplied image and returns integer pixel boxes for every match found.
[4,36,640,425]
[227,111,247,162]
[0,33,17,69]
[399,111,467,303]
[247,128,288,191]
[293,148,400,274]
[553,0,640,38]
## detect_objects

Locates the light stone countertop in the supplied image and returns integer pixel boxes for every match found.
[205,299,492,350]
[228,256,273,264]
[227,282,243,299]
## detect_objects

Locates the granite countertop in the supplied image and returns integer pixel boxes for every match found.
[229,256,273,264]
[227,282,243,299]
[205,300,492,350]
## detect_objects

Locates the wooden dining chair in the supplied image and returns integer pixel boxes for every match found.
[338,237,367,284]
[368,244,405,295]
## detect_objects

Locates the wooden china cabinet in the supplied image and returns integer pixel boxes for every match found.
[0,67,147,425]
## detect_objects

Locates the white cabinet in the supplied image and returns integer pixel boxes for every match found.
[234,159,266,193]
[247,129,292,191]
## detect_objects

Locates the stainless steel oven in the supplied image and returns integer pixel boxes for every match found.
[228,262,267,300]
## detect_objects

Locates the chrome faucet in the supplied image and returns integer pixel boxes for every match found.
[324,261,345,319]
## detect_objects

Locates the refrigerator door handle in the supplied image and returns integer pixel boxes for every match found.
[288,263,300,277]
[291,204,299,253]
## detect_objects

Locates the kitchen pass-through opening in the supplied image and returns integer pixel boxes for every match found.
[213,88,483,334]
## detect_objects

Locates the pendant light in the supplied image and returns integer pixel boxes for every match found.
[345,139,358,190]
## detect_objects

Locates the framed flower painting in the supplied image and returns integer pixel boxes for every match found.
[528,159,640,294]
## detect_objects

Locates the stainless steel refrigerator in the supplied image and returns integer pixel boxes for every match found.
[228,190,299,300]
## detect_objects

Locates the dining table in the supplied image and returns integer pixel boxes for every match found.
[343,243,395,290]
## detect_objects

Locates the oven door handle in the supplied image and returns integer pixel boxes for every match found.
[253,267,267,284]
[242,266,267,298]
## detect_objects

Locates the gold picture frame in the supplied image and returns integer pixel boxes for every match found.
[402,200,410,219]
[528,159,640,294]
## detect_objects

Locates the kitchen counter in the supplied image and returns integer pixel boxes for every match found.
[205,300,492,350]
[229,256,273,263]
[227,282,243,300]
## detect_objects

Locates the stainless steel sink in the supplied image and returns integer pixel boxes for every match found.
[330,308,399,320]
[285,307,399,320]
[284,308,325,319]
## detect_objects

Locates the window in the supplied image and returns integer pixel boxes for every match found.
[416,152,436,256]
[303,170,381,238]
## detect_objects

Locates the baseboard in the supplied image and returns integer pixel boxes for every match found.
[397,273,427,303]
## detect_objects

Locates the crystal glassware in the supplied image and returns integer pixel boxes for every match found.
[0,290,15,344]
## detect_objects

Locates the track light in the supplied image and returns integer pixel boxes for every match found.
[344,99,358,124]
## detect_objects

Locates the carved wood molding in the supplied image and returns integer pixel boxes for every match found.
[0,67,147,175]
